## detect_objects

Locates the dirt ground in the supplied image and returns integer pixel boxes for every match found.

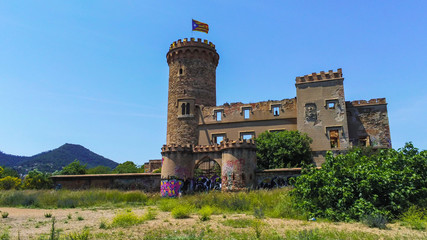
[0,207,426,240]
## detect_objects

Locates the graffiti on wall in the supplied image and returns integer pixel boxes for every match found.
[222,158,244,190]
[194,175,221,192]
[160,179,183,197]
[258,176,289,189]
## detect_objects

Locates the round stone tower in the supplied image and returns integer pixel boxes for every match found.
[165,38,219,145]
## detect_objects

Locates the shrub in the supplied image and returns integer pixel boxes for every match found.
[171,204,193,219]
[0,176,21,190]
[44,212,52,218]
[400,206,426,230]
[362,213,388,229]
[255,130,312,169]
[111,211,143,227]
[65,229,90,240]
[141,208,157,221]
[198,206,214,221]
[292,143,427,221]
[1,211,9,218]
[23,170,52,189]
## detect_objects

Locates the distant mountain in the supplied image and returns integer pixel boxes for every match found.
[0,144,119,174]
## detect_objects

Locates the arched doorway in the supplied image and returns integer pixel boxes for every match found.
[193,157,221,191]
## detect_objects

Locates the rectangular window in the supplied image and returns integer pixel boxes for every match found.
[329,129,339,148]
[212,134,225,144]
[215,110,222,121]
[273,106,280,116]
[326,100,338,109]
[240,132,255,140]
[244,108,250,119]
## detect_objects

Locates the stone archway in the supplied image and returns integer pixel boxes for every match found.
[193,156,221,191]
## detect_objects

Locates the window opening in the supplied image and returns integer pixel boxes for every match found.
[241,132,254,140]
[329,130,339,148]
[326,100,337,109]
[273,106,280,116]
[181,103,186,115]
[215,110,222,121]
[242,173,245,181]
[244,108,250,119]
[186,103,190,115]
[213,134,225,144]
[179,68,183,75]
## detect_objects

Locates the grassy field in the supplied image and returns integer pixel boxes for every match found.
[0,188,426,239]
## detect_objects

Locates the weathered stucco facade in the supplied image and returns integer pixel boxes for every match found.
[160,38,391,196]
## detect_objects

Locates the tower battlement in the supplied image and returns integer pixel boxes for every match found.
[169,38,215,50]
[221,139,256,150]
[295,68,343,84]
[167,38,219,65]
[161,144,193,153]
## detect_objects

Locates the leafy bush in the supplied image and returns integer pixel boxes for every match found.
[1,211,9,218]
[171,204,193,219]
[400,206,426,230]
[65,229,90,240]
[111,211,143,227]
[23,170,52,189]
[141,208,157,221]
[362,213,388,229]
[198,206,214,221]
[0,176,21,190]
[292,143,427,221]
[44,212,52,218]
[255,130,312,169]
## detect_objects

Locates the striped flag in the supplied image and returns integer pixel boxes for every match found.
[192,19,209,34]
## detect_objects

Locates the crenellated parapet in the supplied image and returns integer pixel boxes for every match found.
[193,144,222,153]
[295,68,343,84]
[161,144,193,153]
[220,139,257,150]
[348,98,387,107]
[169,38,216,50]
[166,38,219,65]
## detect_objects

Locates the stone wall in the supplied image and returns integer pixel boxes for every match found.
[346,99,391,148]
[51,173,161,192]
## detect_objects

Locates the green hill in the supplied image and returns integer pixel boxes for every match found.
[0,143,118,174]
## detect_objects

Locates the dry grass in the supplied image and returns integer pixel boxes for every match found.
[0,207,426,240]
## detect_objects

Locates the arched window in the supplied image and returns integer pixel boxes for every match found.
[181,103,186,115]
[186,103,190,115]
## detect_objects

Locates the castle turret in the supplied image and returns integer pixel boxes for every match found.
[161,38,219,197]
[165,38,220,146]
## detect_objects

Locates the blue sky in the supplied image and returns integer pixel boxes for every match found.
[0,1,426,165]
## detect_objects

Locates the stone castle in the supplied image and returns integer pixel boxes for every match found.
[160,38,391,196]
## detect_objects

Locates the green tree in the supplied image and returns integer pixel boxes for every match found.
[59,160,87,175]
[113,161,141,173]
[291,143,427,221]
[23,169,52,189]
[0,167,19,178]
[87,165,112,174]
[255,130,313,169]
